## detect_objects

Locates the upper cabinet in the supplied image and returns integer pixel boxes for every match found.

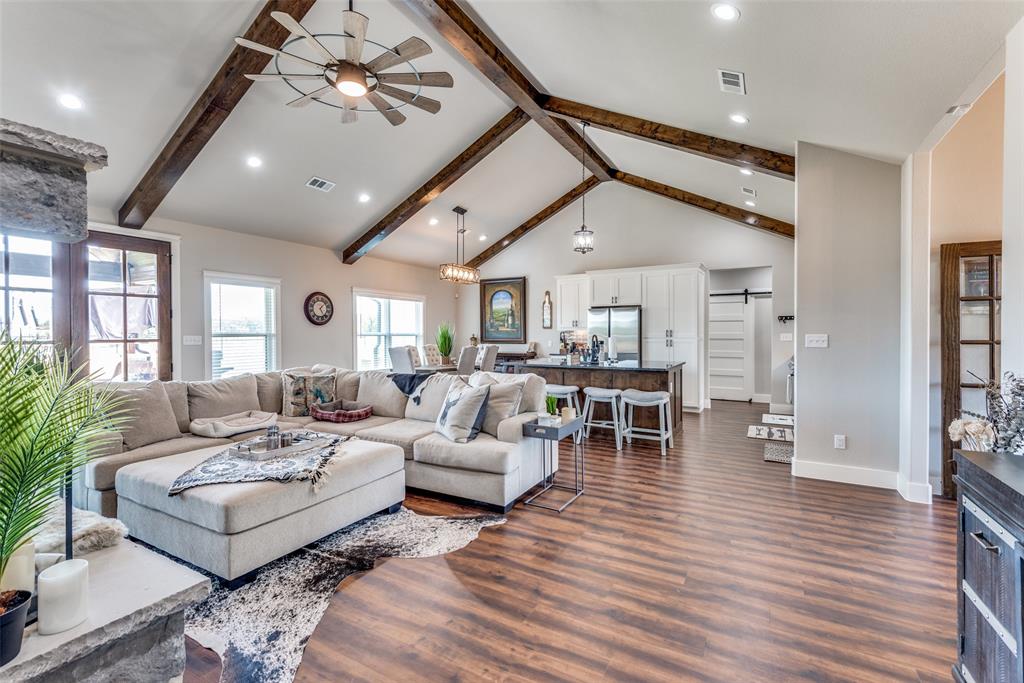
[590,272,642,306]
[555,275,590,330]
[642,269,703,338]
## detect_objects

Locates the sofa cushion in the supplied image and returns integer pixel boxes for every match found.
[115,381,183,451]
[87,435,232,490]
[413,432,518,475]
[335,370,360,402]
[470,371,545,413]
[307,415,399,436]
[435,379,489,443]
[190,411,277,438]
[254,371,283,414]
[404,373,456,422]
[188,375,260,420]
[163,381,191,433]
[356,418,437,459]
[356,371,408,418]
[282,371,336,417]
[480,383,523,438]
[115,439,405,534]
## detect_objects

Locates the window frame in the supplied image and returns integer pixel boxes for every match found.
[204,271,282,380]
[351,287,426,371]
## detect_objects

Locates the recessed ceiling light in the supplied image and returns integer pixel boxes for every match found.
[744,200,756,207]
[246,155,263,168]
[739,168,754,176]
[479,235,488,241]
[58,93,83,110]
[729,113,749,124]
[711,4,740,21]
[503,240,510,246]
[358,193,371,203]
[429,217,439,226]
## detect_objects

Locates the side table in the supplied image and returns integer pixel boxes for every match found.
[522,416,584,512]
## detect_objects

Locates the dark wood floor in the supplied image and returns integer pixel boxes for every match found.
[185,400,958,682]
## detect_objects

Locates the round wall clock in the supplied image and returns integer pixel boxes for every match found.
[304,292,334,326]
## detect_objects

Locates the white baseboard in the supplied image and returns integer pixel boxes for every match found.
[752,393,771,404]
[897,474,933,505]
[791,458,898,490]
[769,403,794,415]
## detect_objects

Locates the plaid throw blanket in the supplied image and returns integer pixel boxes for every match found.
[168,432,353,496]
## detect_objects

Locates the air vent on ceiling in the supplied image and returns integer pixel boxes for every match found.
[741,187,757,197]
[305,176,336,193]
[718,69,746,95]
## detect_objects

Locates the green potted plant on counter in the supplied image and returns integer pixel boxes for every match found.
[436,322,455,365]
[0,337,126,666]
[539,395,561,426]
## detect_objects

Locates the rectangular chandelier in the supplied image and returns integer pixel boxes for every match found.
[439,262,480,284]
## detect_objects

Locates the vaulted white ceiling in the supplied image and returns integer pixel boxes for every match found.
[2,0,1021,269]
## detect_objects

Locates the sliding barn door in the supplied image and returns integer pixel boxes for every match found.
[708,295,755,401]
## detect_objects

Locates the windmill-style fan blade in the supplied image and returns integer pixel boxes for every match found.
[376,71,453,88]
[270,11,337,64]
[342,10,369,64]
[342,95,359,124]
[286,85,334,107]
[365,91,406,126]
[245,73,324,81]
[376,83,441,114]
[235,37,325,70]
[365,37,431,73]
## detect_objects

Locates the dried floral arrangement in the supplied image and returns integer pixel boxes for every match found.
[949,371,1024,455]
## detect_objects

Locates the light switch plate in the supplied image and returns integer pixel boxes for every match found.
[183,335,203,346]
[780,333,793,342]
[805,333,829,348]
[834,434,847,449]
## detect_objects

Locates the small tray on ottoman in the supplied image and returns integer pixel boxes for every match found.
[228,431,334,461]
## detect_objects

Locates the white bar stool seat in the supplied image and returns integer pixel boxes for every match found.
[547,384,582,443]
[582,387,624,450]
[621,389,673,456]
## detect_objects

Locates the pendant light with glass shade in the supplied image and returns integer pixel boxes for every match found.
[572,121,595,254]
[439,206,480,284]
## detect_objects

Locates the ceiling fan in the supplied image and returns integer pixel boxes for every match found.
[236,4,453,126]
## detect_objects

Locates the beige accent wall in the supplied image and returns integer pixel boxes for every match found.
[1003,19,1024,373]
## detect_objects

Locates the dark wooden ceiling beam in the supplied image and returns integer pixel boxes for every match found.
[615,171,794,238]
[117,0,317,229]
[401,0,613,180]
[542,96,796,180]
[467,175,604,268]
[342,107,530,263]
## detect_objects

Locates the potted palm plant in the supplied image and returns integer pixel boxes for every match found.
[0,337,126,666]
[436,322,455,365]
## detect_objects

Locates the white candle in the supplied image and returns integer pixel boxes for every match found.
[0,541,34,593]
[37,558,89,635]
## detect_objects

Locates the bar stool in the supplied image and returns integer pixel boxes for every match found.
[546,384,582,443]
[621,389,673,456]
[582,387,624,450]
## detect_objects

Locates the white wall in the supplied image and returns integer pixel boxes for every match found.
[794,142,903,489]
[89,213,458,380]
[1004,19,1024,373]
[453,181,796,409]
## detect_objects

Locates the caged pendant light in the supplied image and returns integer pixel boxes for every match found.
[572,121,595,254]
[439,206,480,284]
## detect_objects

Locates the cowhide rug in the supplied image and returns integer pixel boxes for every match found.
[181,507,504,683]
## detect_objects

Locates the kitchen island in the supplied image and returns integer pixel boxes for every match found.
[512,358,685,431]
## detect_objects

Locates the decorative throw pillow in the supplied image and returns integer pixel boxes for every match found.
[480,383,524,437]
[404,373,456,422]
[190,411,277,438]
[470,371,545,413]
[187,374,261,420]
[356,370,408,418]
[254,371,284,414]
[310,400,373,423]
[115,381,183,450]
[282,371,336,417]
[435,379,490,443]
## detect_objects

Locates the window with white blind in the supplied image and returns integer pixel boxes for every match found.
[353,290,424,370]
[0,235,58,348]
[204,272,280,379]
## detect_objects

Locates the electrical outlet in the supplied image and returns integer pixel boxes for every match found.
[805,333,829,348]
[834,434,847,450]
[183,335,203,346]
[780,333,793,342]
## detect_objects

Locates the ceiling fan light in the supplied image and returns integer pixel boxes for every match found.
[334,62,368,97]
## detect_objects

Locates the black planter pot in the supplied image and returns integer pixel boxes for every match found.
[1,590,32,666]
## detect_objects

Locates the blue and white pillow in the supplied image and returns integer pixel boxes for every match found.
[435,379,490,443]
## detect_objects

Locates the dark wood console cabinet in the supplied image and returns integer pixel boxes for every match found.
[953,450,1024,682]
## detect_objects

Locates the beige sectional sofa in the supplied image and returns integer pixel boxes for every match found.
[76,366,553,519]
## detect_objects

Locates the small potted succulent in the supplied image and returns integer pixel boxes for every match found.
[436,322,455,365]
[538,395,561,426]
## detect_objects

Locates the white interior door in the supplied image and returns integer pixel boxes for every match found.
[708,295,755,401]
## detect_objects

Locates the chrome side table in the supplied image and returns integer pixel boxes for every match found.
[522,416,584,512]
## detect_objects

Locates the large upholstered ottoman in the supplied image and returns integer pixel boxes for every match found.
[115,439,405,582]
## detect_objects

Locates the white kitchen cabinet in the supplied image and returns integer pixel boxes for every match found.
[555,275,589,329]
[590,273,617,306]
[615,272,642,305]
[591,272,642,306]
[642,271,672,337]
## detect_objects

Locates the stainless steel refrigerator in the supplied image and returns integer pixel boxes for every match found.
[587,306,642,361]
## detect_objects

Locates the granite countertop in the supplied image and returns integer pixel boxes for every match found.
[512,358,685,372]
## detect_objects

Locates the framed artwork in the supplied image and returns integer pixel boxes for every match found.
[480,277,527,343]
[542,290,553,329]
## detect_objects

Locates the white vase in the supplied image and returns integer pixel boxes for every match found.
[37,559,89,635]
[0,541,35,593]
